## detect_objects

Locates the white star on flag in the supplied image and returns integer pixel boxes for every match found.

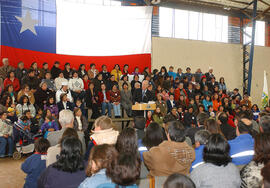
[15,11,38,35]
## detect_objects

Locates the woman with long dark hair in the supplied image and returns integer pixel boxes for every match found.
[85,82,100,119]
[16,95,36,118]
[240,133,270,188]
[78,64,87,78]
[4,71,20,92]
[191,134,241,188]
[38,137,85,188]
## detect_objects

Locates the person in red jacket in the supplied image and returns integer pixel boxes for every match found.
[98,83,112,117]
[4,71,20,92]
[175,82,189,106]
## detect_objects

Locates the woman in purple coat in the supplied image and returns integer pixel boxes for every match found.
[43,97,58,117]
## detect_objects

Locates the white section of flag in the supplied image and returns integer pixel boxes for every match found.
[56,0,152,56]
[262,70,269,108]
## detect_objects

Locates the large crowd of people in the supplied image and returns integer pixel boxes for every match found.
[0,57,270,187]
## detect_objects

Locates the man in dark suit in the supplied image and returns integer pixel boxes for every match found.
[166,94,176,113]
[207,77,219,93]
[133,80,151,116]
[205,67,215,82]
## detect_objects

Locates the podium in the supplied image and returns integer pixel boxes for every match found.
[132,103,156,111]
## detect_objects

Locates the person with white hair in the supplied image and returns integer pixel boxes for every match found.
[205,67,215,82]
[47,110,85,153]
[132,80,151,116]
[55,82,73,103]
[0,58,15,80]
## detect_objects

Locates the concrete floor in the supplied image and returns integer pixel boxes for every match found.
[0,157,26,188]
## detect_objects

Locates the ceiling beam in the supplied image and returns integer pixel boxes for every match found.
[160,0,270,21]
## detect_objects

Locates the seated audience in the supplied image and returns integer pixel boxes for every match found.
[218,112,236,140]
[133,116,146,140]
[85,82,100,119]
[191,130,210,171]
[85,116,119,160]
[46,128,78,167]
[261,162,270,188]
[88,63,99,79]
[57,93,74,112]
[34,82,54,109]
[110,64,122,82]
[143,121,195,176]
[229,119,255,166]
[42,72,56,91]
[185,112,209,144]
[16,95,36,118]
[155,93,168,115]
[51,61,61,79]
[190,134,241,188]
[44,96,58,117]
[55,72,68,91]
[47,110,85,153]
[139,122,166,161]
[41,115,59,138]
[183,106,197,128]
[98,83,112,117]
[21,69,40,91]
[0,112,13,158]
[4,71,20,92]
[21,138,50,188]
[98,153,140,188]
[55,82,73,103]
[38,137,85,188]
[15,61,27,82]
[68,71,85,101]
[79,144,118,188]
[73,107,88,132]
[152,107,164,127]
[17,84,35,104]
[120,83,133,117]
[240,133,270,188]
[164,173,196,188]
[0,58,15,81]
[259,115,270,133]
[110,84,121,118]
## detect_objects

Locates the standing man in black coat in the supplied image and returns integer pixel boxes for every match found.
[132,80,151,116]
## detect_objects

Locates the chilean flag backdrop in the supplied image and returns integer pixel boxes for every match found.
[0,0,152,71]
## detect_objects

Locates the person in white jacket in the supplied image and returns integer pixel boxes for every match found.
[54,72,68,91]
[68,71,85,101]
[56,82,73,103]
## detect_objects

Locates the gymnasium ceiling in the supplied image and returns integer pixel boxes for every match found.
[159,0,270,20]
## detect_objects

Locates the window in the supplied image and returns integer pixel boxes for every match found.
[159,7,228,43]
[243,21,265,46]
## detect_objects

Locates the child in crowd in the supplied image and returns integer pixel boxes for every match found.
[251,104,260,122]
[145,111,153,128]
[40,116,59,138]
[0,111,13,158]
[21,138,50,188]
[44,97,58,118]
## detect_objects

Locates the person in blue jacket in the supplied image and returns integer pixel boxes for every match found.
[202,95,213,111]
[190,130,210,172]
[21,138,50,188]
[229,119,256,166]
[168,66,177,80]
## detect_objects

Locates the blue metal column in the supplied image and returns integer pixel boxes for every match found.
[247,0,257,95]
